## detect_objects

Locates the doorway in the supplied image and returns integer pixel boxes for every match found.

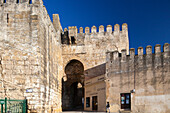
[120,93,131,110]
[70,82,84,109]
[92,96,98,111]
[62,60,85,111]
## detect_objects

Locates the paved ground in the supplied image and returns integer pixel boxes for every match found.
[61,112,107,113]
[60,111,131,113]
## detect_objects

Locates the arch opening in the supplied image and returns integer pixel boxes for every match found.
[62,59,84,111]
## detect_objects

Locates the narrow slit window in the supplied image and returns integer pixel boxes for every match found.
[4,0,6,3]
[7,14,9,23]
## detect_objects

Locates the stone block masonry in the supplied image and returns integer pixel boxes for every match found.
[61,23,129,111]
[62,23,129,80]
[0,0,63,112]
[1,0,168,113]
[0,0,130,112]
[106,43,170,113]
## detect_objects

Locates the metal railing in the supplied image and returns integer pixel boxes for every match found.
[0,98,27,113]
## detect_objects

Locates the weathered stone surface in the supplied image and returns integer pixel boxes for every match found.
[106,44,170,113]
[0,0,169,113]
[0,1,63,112]
[62,24,129,79]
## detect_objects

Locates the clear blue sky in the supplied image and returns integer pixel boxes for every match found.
[43,0,170,53]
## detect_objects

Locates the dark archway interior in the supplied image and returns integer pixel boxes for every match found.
[62,60,84,111]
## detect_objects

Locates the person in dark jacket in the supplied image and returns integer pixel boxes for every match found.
[106,102,110,113]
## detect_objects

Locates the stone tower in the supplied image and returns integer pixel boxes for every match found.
[61,24,129,110]
[0,0,63,112]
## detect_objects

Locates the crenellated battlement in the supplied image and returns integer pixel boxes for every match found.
[65,23,128,35]
[106,43,170,74]
[0,0,42,4]
[61,23,129,48]
[0,0,44,13]
[107,43,170,61]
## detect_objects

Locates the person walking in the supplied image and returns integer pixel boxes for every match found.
[106,102,110,113]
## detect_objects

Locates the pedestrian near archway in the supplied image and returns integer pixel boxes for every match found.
[106,102,110,113]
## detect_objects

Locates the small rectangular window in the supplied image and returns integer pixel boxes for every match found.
[86,97,90,107]
[120,93,131,110]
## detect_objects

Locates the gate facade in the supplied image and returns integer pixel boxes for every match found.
[0,98,27,113]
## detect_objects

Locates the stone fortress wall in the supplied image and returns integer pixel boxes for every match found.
[0,0,63,112]
[62,24,129,80]
[61,24,129,110]
[106,43,170,113]
[0,0,169,113]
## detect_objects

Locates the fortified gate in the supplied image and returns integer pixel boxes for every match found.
[61,25,129,110]
[0,0,169,113]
